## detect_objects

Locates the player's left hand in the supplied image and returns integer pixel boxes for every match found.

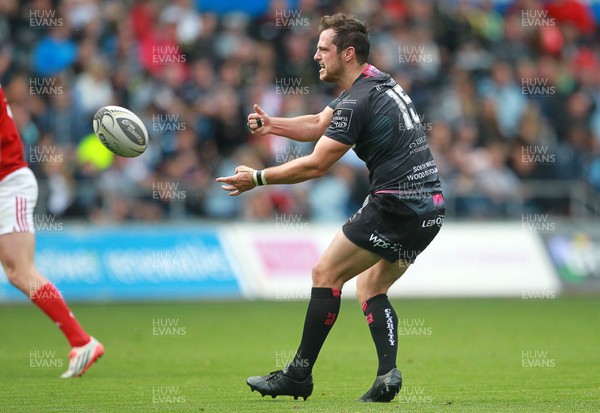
[216,165,256,196]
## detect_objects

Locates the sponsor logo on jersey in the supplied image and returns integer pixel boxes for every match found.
[339,97,357,105]
[330,108,353,133]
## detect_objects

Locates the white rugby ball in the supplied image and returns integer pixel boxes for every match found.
[93,105,148,157]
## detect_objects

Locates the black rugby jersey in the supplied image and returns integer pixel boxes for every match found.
[324,64,442,195]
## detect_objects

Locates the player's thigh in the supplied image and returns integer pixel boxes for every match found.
[355,259,410,304]
[312,229,382,289]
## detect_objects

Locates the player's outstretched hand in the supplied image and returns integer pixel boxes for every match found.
[216,165,257,196]
[247,104,271,135]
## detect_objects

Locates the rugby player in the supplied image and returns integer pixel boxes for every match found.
[0,85,103,378]
[217,13,444,402]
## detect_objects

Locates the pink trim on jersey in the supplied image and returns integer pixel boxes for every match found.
[15,196,29,232]
[361,64,380,78]
[433,193,444,208]
[374,190,445,204]
[374,190,400,195]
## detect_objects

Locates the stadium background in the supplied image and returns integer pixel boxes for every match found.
[1,1,600,412]
[1,0,599,301]
[1,0,599,222]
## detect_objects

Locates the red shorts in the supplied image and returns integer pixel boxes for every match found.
[0,167,38,235]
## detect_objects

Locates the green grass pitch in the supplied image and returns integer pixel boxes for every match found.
[0,298,599,412]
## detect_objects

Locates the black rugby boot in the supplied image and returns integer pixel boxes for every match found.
[359,368,402,402]
[247,369,313,400]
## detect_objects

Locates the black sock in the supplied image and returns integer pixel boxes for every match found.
[362,294,398,376]
[286,287,341,380]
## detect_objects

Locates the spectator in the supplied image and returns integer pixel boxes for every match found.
[32,24,78,76]
[479,60,528,139]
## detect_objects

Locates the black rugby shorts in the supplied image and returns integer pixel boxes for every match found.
[342,192,445,263]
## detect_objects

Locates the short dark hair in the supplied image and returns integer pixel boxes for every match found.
[318,13,370,64]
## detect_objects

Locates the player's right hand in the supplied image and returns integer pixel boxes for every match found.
[216,164,256,196]
[247,104,271,135]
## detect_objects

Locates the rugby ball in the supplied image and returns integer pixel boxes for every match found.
[93,105,148,157]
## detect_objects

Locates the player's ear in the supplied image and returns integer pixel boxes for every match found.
[344,47,354,62]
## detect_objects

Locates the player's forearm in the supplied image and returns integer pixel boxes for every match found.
[269,114,324,142]
[263,155,325,184]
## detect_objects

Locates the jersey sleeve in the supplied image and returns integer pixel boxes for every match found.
[327,97,339,109]
[324,92,369,146]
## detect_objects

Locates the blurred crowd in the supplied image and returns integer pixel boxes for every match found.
[1,0,600,221]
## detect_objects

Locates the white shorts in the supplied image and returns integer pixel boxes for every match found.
[0,167,38,235]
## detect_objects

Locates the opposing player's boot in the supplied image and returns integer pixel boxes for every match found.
[60,337,104,378]
[359,368,402,402]
[247,369,313,400]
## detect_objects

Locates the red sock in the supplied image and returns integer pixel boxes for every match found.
[30,283,90,348]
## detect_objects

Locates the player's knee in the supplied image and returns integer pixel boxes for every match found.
[2,261,21,287]
[311,263,326,286]
[311,262,340,288]
[1,258,35,290]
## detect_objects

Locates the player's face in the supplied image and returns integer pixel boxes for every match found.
[314,29,344,83]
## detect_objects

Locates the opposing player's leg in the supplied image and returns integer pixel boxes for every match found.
[247,229,383,400]
[355,258,409,402]
[0,168,103,378]
[0,231,46,292]
[0,231,104,378]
